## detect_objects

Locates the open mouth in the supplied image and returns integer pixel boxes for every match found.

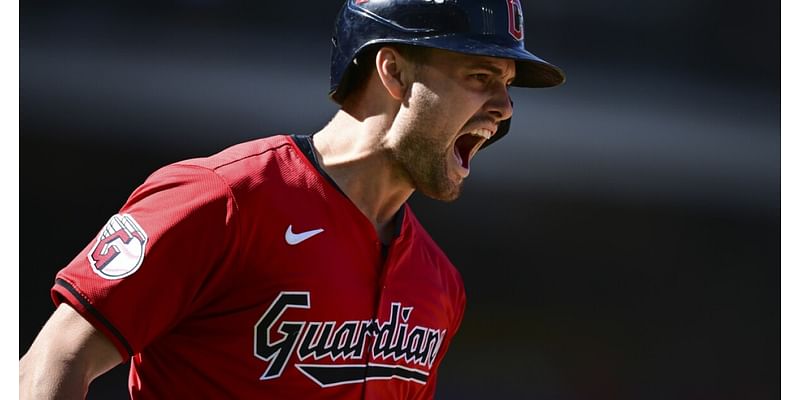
[453,128,493,171]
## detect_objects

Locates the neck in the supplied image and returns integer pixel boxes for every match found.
[310,109,413,243]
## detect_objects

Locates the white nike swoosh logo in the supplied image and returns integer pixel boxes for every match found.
[285,225,325,245]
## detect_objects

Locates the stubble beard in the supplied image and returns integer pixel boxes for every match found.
[390,110,464,202]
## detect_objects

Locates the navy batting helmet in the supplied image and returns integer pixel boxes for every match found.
[329,0,565,147]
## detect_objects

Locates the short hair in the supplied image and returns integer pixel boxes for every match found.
[332,44,430,105]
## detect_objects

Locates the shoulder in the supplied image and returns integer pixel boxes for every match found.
[401,206,468,333]
[146,135,312,194]
[403,207,455,265]
[403,206,466,298]
[176,135,300,174]
[124,135,312,220]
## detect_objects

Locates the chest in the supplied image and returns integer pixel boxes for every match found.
[158,200,455,397]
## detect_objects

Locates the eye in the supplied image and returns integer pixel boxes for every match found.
[471,73,490,83]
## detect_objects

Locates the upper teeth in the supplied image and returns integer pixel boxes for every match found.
[469,129,492,140]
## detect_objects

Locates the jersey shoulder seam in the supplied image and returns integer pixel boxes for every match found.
[158,163,243,248]
[186,138,294,172]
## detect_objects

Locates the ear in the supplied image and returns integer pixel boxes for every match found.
[374,46,413,101]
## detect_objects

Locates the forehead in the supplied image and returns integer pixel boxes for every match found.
[423,47,516,77]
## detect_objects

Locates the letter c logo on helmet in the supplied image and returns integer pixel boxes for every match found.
[328,0,565,148]
[507,0,524,41]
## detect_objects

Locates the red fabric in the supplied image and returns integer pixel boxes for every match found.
[52,135,466,399]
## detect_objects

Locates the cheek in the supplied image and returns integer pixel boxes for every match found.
[408,83,442,111]
[406,82,483,136]
[404,86,447,128]
[433,84,486,118]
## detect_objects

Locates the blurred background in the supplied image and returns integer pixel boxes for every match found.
[20,0,778,399]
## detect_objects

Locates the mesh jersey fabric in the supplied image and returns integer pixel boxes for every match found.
[52,135,467,399]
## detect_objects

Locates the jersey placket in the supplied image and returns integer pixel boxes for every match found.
[361,234,404,400]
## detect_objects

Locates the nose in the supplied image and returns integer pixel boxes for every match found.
[486,83,513,123]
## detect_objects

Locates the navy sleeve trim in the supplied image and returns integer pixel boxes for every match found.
[55,278,135,357]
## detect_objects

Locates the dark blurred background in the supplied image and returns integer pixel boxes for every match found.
[20,0,778,399]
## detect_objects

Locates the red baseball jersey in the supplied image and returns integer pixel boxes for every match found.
[52,135,467,399]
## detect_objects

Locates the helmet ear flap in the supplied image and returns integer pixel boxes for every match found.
[331,46,381,105]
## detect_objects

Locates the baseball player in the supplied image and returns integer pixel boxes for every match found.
[20,0,564,398]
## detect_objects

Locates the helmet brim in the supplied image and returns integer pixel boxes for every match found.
[358,35,566,88]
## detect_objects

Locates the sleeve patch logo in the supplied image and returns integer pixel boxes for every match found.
[88,214,148,280]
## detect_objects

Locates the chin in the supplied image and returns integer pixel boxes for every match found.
[400,147,465,202]
[418,179,463,202]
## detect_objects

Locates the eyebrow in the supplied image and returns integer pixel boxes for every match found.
[467,62,515,81]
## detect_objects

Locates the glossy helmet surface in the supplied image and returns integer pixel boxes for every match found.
[329,0,565,147]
